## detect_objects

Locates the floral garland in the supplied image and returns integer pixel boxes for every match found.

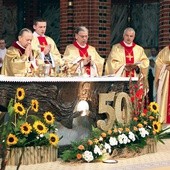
[61,77,170,162]
[61,101,169,162]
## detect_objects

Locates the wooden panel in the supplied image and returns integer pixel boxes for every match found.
[0,80,131,129]
[6,146,58,165]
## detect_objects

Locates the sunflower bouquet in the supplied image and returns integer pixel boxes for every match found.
[0,87,59,148]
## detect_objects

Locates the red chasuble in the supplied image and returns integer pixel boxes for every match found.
[73,41,90,75]
[120,41,136,77]
[37,36,48,52]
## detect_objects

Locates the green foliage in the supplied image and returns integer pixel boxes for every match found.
[60,101,170,163]
[0,87,60,149]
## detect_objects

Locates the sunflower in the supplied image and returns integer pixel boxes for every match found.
[33,121,48,134]
[152,121,161,133]
[43,112,55,124]
[49,133,59,146]
[14,102,26,115]
[20,122,32,135]
[7,134,18,146]
[31,99,39,112]
[16,87,25,101]
[149,102,159,113]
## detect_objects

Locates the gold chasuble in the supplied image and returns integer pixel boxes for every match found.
[1,42,40,76]
[63,43,104,76]
[155,46,170,123]
[105,42,149,78]
[167,73,170,123]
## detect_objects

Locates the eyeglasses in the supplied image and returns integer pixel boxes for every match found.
[77,34,88,39]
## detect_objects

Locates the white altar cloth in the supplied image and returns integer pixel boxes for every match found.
[0,75,138,82]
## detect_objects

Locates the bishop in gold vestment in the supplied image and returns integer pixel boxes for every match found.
[64,43,104,76]
[63,26,104,77]
[105,42,149,77]
[1,28,40,76]
[105,28,149,78]
[155,46,170,123]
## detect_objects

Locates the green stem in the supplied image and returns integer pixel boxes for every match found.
[25,106,31,122]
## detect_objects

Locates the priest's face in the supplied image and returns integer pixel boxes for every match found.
[75,31,89,46]
[0,39,6,49]
[33,21,47,36]
[123,30,135,45]
[18,31,33,48]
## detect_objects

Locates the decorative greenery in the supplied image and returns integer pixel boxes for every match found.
[0,87,60,148]
[61,78,170,163]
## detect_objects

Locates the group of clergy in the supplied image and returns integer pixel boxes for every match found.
[1,19,170,130]
[1,20,150,78]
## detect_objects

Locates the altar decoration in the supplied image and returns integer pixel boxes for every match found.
[61,101,170,162]
[61,78,170,163]
[0,88,60,168]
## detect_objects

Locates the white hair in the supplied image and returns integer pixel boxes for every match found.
[123,27,135,36]
[74,26,88,34]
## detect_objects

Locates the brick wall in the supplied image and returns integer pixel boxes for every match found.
[159,0,170,49]
[0,0,166,52]
[60,0,111,58]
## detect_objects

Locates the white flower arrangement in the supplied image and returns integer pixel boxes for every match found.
[61,101,170,163]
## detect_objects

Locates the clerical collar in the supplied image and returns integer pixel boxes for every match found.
[33,32,45,37]
[16,41,25,50]
[123,41,133,47]
[76,41,87,48]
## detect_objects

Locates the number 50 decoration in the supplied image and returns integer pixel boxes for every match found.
[97,92,132,131]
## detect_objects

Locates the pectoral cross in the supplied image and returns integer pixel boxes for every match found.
[126,53,133,61]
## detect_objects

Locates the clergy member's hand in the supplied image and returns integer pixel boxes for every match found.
[125,64,137,71]
[43,44,51,55]
[82,55,91,66]
[25,44,32,57]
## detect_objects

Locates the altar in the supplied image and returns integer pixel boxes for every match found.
[0,76,137,145]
